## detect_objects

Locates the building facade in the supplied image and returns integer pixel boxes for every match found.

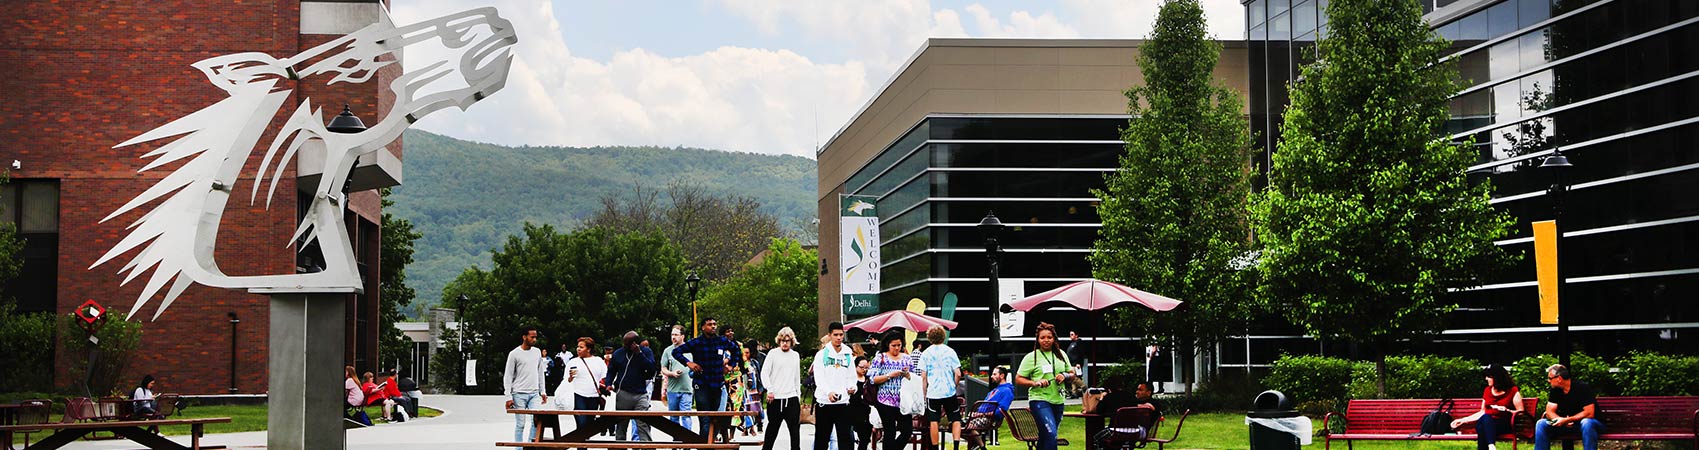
[818,39,1249,371]
[1241,0,1699,366]
[0,0,399,393]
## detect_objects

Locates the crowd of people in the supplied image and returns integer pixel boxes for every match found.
[342,365,423,426]
[494,318,1169,450]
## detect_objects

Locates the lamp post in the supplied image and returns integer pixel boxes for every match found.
[228,312,240,393]
[978,211,1008,369]
[1542,149,1573,367]
[686,271,702,338]
[456,294,468,395]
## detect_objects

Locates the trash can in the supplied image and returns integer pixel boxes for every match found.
[1246,390,1312,449]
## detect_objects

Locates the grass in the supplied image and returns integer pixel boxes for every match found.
[7,401,443,445]
[978,406,1486,450]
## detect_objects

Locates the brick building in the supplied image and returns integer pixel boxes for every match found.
[0,0,399,394]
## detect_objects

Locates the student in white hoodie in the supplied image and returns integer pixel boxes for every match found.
[761,327,803,450]
[812,322,858,450]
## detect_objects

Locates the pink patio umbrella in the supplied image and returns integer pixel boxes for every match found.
[845,309,960,333]
[999,279,1183,385]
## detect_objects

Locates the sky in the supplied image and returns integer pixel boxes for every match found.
[390,1,1246,159]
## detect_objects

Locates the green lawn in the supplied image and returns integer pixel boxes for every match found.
[8,402,442,445]
[980,406,1484,450]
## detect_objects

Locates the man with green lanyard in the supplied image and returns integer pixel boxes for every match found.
[1015,322,1077,450]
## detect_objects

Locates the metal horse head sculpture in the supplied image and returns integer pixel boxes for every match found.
[92,8,516,320]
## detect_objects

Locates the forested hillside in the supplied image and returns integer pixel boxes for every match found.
[389,130,816,312]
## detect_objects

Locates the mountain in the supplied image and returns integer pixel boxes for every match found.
[388,130,817,312]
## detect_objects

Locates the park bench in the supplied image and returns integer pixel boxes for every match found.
[1323,398,1539,450]
[1552,396,1699,448]
[0,417,230,450]
[499,409,763,449]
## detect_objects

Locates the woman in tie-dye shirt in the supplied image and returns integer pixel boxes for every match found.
[866,331,915,450]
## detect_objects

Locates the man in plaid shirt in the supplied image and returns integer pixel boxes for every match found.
[672,317,744,440]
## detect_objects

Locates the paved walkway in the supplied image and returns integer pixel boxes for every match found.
[58,395,816,450]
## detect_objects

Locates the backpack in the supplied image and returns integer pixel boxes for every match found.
[1417,398,1456,436]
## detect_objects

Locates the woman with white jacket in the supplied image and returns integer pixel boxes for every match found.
[761,327,803,450]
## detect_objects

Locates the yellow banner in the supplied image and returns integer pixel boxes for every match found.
[1533,220,1559,325]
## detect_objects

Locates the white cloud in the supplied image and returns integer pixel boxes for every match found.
[385,1,1247,157]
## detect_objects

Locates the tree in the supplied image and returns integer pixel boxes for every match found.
[1248,0,1515,394]
[699,238,819,345]
[443,224,689,394]
[1089,0,1254,389]
[378,188,423,373]
[588,182,783,281]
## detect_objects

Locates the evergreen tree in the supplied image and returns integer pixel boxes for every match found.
[1090,0,1254,387]
[1249,0,1514,394]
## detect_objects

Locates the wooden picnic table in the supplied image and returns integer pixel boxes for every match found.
[1065,412,1106,450]
[0,417,230,450]
[500,409,762,449]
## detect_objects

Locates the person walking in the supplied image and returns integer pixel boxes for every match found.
[503,327,548,442]
[1016,322,1075,450]
[851,356,874,450]
[867,331,914,450]
[672,317,744,442]
[761,327,803,450]
[566,336,608,429]
[918,326,962,450]
[605,330,659,441]
[813,322,858,450]
[661,325,697,433]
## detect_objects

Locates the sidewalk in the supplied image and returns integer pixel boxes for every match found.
[57,395,814,450]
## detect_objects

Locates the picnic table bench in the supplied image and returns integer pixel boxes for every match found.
[1560,396,1699,447]
[1323,398,1539,450]
[0,417,230,450]
[499,409,762,449]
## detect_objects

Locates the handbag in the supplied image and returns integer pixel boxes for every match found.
[1417,398,1456,436]
[800,401,816,424]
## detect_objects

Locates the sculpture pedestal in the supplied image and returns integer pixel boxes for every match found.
[259,289,354,450]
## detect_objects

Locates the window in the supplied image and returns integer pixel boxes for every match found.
[0,180,59,313]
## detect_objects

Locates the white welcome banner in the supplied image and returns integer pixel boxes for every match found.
[839,195,880,316]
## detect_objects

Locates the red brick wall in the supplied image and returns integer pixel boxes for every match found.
[0,0,394,394]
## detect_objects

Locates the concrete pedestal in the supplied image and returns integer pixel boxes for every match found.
[262,291,351,450]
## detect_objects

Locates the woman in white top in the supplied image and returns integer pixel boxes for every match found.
[760,327,803,450]
[565,336,608,428]
[133,374,158,417]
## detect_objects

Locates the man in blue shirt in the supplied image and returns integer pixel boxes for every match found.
[672,317,744,441]
[963,366,1013,450]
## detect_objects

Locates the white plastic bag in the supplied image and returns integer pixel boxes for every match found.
[899,375,927,416]
[869,404,883,429]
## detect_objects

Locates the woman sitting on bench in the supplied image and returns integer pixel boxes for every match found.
[1449,364,1524,450]
[132,375,159,418]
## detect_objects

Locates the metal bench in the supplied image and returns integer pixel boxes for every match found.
[1323,398,1539,450]
[1005,407,1069,449]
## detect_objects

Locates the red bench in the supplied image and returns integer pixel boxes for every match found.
[1548,396,1699,447]
[1323,398,1538,450]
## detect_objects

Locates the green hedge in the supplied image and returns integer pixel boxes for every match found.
[1347,355,1480,400]
[1617,351,1699,396]
[1265,355,1358,404]
[0,303,56,392]
[1511,352,1614,397]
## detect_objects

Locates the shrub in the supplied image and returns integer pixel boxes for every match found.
[1616,351,1699,396]
[57,312,143,397]
[1264,354,1356,404]
[1511,352,1614,397]
[1095,357,1144,390]
[0,302,56,392]
[1348,354,1480,400]
[1166,369,1264,414]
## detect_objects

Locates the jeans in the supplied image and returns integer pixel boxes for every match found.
[614,390,653,441]
[696,386,726,440]
[668,392,696,432]
[1475,416,1509,450]
[763,397,802,450]
[511,392,541,442]
[574,395,601,429]
[1535,418,1603,450]
[1030,400,1064,450]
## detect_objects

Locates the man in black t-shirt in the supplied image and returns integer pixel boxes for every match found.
[1534,364,1603,450]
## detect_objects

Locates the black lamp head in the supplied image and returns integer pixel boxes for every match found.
[326,104,368,134]
[685,271,701,289]
[1540,153,1572,169]
[978,211,1005,234]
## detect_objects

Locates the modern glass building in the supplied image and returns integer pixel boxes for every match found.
[1241,0,1699,366]
[817,39,1248,374]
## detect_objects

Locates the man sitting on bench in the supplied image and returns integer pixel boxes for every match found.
[1535,364,1602,450]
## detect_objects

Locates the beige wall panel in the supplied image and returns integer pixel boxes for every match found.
[1058,47,1142,66]
[992,46,1061,66]
[1059,66,1140,91]
[929,46,1001,65]
[991,65,1063,90]
[990,90,1064,113]
[1056,90,1132,114]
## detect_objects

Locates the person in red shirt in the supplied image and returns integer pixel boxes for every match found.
[380,371,411,421]
[1450,364,1524,450]
[362,372,389,406]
